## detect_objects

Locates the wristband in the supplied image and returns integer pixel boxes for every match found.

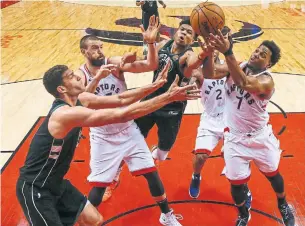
[224,49,233,56]
[224,36,234,56]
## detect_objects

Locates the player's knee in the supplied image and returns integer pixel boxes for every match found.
[231,184,247,205]
[94,213,104,226]
[196,153,209,164]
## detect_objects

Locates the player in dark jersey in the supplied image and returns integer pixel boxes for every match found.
[135,19,209,163]
[16,63,200,226]
[136,0,166,55]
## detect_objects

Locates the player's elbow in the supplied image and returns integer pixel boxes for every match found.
[147,59,159,71]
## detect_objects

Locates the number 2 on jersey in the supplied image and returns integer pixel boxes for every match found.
[216,89,222,100]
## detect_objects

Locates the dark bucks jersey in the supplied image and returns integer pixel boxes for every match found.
[19,99,82,194]
[144,39,192,112]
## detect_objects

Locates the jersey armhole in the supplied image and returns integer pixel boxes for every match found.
[49,104,67,115]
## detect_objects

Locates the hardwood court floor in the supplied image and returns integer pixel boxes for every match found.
[1,1,305,83]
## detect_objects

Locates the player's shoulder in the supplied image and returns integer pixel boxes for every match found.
[75,68,85,76]
[157,40,168,50]
[257,73,274,91]
[257,72,273,82]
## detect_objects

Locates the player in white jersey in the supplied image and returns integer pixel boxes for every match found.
[77,16,161,203]
[189,50,226,199]
[77,16,186,225]
[208,31,295,226]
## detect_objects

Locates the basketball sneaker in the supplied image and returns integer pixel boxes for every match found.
[220,166,226,176]
[189,174,201,198]
[159,209,183,226]
[235,212,251,226]
[102,166,122,202]
[151,145,160,167]
[279,203,295,226]
[101,179,120,202]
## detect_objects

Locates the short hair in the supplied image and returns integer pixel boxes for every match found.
[80,35,102,49]
[260,40,281,66]
[43,65,68,97]
[179,19,191,27]
[179,19,198,39]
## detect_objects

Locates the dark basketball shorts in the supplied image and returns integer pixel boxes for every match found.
[135,110,184,151]
[16,178,87,226]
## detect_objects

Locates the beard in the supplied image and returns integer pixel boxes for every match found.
[91,58,105,67]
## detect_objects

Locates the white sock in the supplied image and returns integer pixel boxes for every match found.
[152,147,169,161]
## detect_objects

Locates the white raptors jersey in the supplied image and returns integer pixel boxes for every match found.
[224,61,273,133]
[80,60,133,135]
[201,60,226,116]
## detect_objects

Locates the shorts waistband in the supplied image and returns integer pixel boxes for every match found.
[203,111,224,118]
[224,125,267,137]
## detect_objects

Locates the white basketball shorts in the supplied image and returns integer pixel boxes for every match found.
[224,124,282,184]
[194,112,225,155]
[87,122,156,187]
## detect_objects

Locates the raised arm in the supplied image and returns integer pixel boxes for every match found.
[210,30,274,95]
[108,15,160,73]
[79,62,171,109]
[201,54,229,79]
[189,67,204,89]
[49,76,200,139]
[180,37,211,78]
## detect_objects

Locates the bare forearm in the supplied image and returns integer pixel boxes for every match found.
[190,68,204,88]
[118,82,160,106]
[146,42,158,69]
[120,43,158,73]
[184,54,208,77]
[120,92,171,122]
[85,77,99,93]
[225,54,247,86]
[202,54,215,79]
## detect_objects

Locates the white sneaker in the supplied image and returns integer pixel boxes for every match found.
[221,166,226,176]
[159,209,183,225]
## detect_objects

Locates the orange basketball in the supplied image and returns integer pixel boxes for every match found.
[190,1,225,37]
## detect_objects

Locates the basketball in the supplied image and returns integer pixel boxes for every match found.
[190,1,225,37]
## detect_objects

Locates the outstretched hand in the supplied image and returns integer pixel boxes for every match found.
[198,36,214,56]
[154,60,170,87]
[140,15,161,44]
[209,29,232,54]
[96,64,117,80]
[167,75,201,101]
